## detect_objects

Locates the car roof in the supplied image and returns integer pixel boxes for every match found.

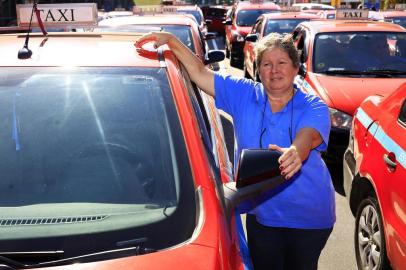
[235,2,281,11]
[0,32,161,67]
[261,12,321,19]
[379,10,406,17]
[173,5,202,11]
[299,19,406,33]
[292,3,335,10]
[98,14,198,27]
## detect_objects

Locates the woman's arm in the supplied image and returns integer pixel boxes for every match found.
[269,127,323,180]
[137,32,215,97]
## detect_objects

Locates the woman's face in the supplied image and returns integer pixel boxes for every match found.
[259,47,299,96]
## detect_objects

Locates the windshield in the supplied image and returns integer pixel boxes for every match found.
[94,25,196,53]
[313,32,406,76]
[178,10,203,25]
[237,9,279,26]
[386,16,406,28]
[264,19,310,36]
[0,67,195,264]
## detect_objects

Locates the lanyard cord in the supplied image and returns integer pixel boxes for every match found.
[259,91,294,148]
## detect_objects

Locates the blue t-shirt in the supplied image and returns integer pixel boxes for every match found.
[215,73,336,229]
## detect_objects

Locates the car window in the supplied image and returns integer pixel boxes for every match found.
[0,67,196,255]
[264,19,310,36]
[178,10,202,25]
[313,32,406,74]
[207,8,226,18]
[236,9,279,27]
[387,17,406,28]
[399,98,406,125]
[251,18,263,34]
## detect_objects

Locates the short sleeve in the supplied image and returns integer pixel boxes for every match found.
[214,73,256,118]
[296,95,331,151]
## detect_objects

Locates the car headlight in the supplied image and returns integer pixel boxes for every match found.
[329,108,353,130]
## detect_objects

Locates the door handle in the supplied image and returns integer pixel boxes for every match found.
[383,153,397,169]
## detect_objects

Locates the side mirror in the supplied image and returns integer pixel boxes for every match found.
[205,50,225,65]
[222,149,283,220]
[298,63,307,77]
[245,33,258,42]
[223,19,232,25]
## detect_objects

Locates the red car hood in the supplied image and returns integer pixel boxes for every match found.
[308,73,406,115]
[235,26,252,37]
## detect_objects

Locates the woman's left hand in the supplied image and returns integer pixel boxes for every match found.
[268,144,302,180]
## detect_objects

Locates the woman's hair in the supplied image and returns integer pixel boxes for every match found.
[254,32,300,68]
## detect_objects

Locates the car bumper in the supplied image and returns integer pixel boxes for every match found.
[343,147,356,198]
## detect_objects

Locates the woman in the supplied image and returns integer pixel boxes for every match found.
[136,32,335,270]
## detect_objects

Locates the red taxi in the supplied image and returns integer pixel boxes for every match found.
[371,10,406,28]
[224,0,281,66]
[343,83,406,270]
[243,12,320,81]
[0,3,283,270]
[291,10,406,191]
[97,12,224,68]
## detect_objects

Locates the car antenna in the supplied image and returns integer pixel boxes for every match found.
[18,1,47,59]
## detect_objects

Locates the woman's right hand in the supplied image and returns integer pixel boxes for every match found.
[136,31,175,50]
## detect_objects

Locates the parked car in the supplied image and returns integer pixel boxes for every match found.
[201,5,231,36]
[0,3,284,269]
[243,11,320,81]
[291,10,406,192]
[224,0,281,67]
[96,13,224,68]
[343,83,406,270]
[369,10,406,28]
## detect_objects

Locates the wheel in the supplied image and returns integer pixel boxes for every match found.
[354,196,391,270]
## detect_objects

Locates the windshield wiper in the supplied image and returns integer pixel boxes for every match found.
[0,251,64,269]
[0,247,156,269]
[367,69,406,75]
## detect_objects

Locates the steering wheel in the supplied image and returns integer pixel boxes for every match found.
[69,142,157,199]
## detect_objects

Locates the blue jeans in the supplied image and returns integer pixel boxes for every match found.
[246,214,333,270]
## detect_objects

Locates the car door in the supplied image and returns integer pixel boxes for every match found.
[378,94,406,268]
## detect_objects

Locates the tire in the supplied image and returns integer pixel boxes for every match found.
[354,196,391,270]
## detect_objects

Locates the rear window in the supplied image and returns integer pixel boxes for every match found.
[264,19,310,36]
[0,67,195,264]
[236,9,279,26]
[386,16,406,28]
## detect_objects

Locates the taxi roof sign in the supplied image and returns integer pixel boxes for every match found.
[17,3,97,28]
[281,6,301,12]
[335,9,369,20]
